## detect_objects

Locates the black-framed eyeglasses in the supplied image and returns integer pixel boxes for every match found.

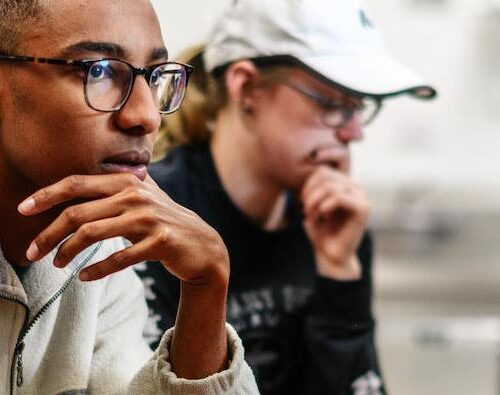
[0,54,194,114]
[279,81,382,128]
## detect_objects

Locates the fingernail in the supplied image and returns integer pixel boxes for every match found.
[18,198,35,214]
[26,242,39,261]
[53,256,63,268]
[79,271,90,281]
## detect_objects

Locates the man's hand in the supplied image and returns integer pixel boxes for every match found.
[18,173,230,378]
[18,173,229,284]
[301,166,369,281]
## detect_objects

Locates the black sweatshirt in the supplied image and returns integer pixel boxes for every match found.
[136,142,386,395]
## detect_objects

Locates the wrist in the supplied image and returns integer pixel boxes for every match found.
[180,269,229,301]
[172,265,229,379]
[315,254,362,281]
[162,236,230,289]
[178,240,229,317]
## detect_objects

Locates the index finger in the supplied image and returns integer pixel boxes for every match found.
[18,173,141,215]
[301,166,346,202]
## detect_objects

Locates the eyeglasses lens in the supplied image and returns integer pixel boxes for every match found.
[86,60,133,111]
[85,60,188,114]
[322,97,379,127]
[152,63,187,114]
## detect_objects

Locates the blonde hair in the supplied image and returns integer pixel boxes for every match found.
[154,44,227,160]
[153,44,296,160]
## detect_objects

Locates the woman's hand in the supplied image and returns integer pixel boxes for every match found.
[301,166,370,281]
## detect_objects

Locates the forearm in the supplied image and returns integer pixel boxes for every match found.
[308,234,374,332]
[170,276,229,379]
[309,275,373,333]
[302,276,381,393]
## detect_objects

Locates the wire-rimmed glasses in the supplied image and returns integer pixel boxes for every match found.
[279,81,382,128]
[0,54,194,114]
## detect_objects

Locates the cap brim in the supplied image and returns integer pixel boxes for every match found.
[299,53,437,99]
[249,54,436,99]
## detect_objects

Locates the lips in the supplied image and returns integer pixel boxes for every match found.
[307,146,350,173]
[101,150,151,181]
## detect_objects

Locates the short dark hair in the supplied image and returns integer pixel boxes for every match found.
[0,0,45,53]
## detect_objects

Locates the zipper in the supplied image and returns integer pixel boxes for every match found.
[15,342,25,387]
[0,292,29,395]
[2,241,102,395]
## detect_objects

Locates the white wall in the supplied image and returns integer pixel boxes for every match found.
[355,0,500,210]
[151,0,500,210]
[150,0,230,57]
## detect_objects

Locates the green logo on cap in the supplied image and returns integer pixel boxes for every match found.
[359,10,374,29]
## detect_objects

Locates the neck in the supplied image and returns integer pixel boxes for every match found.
[210,109,288,230]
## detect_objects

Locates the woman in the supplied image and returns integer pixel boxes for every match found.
[138,0,436,393]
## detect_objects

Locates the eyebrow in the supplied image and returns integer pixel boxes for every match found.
[61,41,169,63]
[150,47,169,62]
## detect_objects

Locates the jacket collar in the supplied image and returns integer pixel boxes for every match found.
[0,247,27,305]
[0,243,102,319]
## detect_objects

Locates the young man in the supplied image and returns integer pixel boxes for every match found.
[0,1,258,394]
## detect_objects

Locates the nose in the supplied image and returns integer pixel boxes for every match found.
[113,76,161,136]
[335,116,364,143]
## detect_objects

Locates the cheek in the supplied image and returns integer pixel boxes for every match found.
[253,118,314,187]
[0,71,109,189]
[255,103,319,161]
[1,108,105,188]
[251,92,331,186]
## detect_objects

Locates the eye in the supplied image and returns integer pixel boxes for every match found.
[150,69,161,86]
[346,101,365,113]
[88,62,113,81]
[150,68,174,88]
[321,100,342,111]
[345,96,365,110]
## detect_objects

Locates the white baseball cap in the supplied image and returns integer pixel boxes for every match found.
[203,0,436,99]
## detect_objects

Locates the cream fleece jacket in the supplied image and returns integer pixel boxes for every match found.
[0,238,259,395]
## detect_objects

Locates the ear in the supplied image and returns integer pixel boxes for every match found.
[224,60,260,114]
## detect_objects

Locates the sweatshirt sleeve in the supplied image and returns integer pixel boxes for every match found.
[88,265,259,394]
[88,267,155,394]
[128,324,260,395]
[302,232,387,394]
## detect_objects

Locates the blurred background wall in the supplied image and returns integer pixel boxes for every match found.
[151,0,500,393]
